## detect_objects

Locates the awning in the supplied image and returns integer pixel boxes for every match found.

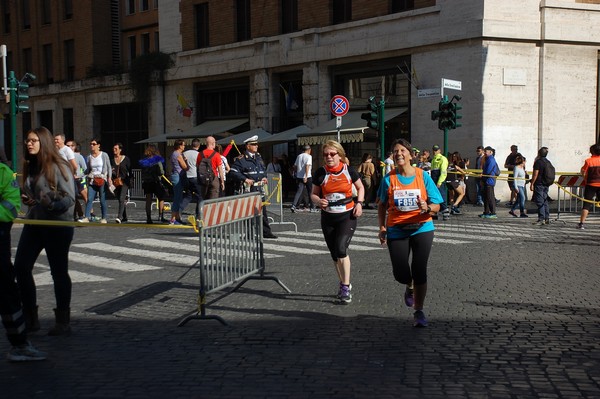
[259,125,310,144]
[216,128,272,145]
[136,134,169,144]
[135,118,249,146]
[170,118,248,139]
[298,108,407,146]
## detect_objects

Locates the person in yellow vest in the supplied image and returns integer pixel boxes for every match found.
[377,138,443,328]
[0,160,47,361]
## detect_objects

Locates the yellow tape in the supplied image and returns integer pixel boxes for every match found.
[13,218,194,229]
[555,183,600,206]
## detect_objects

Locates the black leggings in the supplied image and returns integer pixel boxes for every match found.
[321,210,357,261]
[387,230,434,285]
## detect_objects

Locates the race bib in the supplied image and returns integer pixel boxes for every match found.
[393,189,420,212]
[325,192,348,213]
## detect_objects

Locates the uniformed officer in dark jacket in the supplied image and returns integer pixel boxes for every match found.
[229,135,277,239]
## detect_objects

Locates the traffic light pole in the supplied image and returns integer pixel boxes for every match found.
[8,71,17,171]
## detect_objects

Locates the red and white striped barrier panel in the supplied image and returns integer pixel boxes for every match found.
[202,194,262,228]
[557,175,584,187]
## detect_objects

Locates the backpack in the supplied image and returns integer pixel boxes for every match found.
[541,158,556,186]
[197,150,217,185]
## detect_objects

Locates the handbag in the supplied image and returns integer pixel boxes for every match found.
[113,163,123,187]
[93,176,105,186]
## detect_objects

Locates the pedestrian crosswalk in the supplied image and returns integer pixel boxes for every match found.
[20,218,599,287]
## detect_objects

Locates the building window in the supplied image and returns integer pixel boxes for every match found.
[63,108,74,139]
[141,0,149,11]
[41,0,51,24]
[391,0,414,13]
[64,39,75,81]
[126,0,135,15]
[154,31,159,51]
[2,0,11,33]
[332,0,351,25]
[197,82,250,120]
[23,48,33,74]
[236,0,251,42]
[141,33,150,55]
[43,44,53,83]
[128,36,136,67]
[22,0,31,29]
[64,0,73,19]
[281,0,298,34]
[195,3,209,49]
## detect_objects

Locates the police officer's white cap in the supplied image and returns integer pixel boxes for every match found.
[244,135,259,145]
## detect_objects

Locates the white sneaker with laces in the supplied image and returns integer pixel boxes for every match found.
[78,217,89,223]
[100,219,107,224]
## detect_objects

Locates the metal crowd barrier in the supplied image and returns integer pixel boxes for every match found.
[178,192,291,326]
[265,172,297,232]
[555,175,596,220]
[130,169,144,199]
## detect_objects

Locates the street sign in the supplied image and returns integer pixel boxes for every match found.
[330,95,349,117]
[417,88,441,98]
[442,78,462,91]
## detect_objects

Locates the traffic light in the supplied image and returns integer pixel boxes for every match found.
[361,96,379,130]
[432,95,462,131]
[15,82,30,113]
[451,101,462,128]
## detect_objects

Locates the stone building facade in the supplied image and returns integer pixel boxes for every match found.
[2,0,599,198]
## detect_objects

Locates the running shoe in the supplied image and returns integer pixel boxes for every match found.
[115,218,121,224]
[532,220,545,226]
[169,220,183,225]
[100,219,107,224]
[413,310,428,328]
[487,214,498,219]
[339,284,352,304]
[508,210,517,217]
[577,223,585,230]
[77,217,89,223]
[290,206,297,213]
[520,214,529,218]
[478,213,488,218]
[7,342,47,362]
[404,286,414,308]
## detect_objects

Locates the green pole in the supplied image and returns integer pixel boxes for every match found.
[8,71,17,172]
[379,99,385,160]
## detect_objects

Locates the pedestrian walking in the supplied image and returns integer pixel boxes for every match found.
[111,143,132,223]
[80,138,111,223]
[509,155,528,218]
[357,153,376,208]
[181,138,202,216]
[196,136,223,201]
[169,139,189,225]
[530,147,555,225]
[377,138,442,327]
[310,140,365,304]
[139,145,168,224]
[480,146,500,219]
[1,160,47,361]
[15,126,76,336]
[66,140,88,220]
[577,143,600,229]
[291,145,316,212]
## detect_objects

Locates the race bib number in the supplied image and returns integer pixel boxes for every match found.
[325,192,347,213]
[393,189,420,212]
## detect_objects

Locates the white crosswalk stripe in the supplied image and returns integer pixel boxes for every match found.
[21,217,598,287]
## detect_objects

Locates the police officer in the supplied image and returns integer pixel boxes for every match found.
[229,135,277,239]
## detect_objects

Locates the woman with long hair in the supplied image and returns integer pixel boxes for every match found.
[80,138,111,223]
[448,151,467,214]
[15,126,76,336]
[310,140,365,304]
[169,139,189,225]
[111,143,132,223]
[139,144,167,223]
[377,138,443,327]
